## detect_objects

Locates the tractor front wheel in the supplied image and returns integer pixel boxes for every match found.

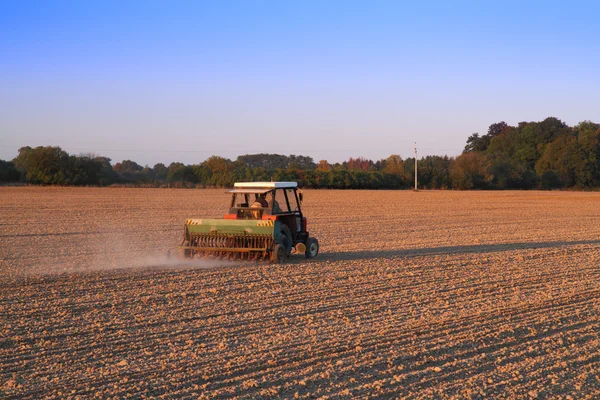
[271,244,287,264]
[280,226,293,255]
[305,238,319,258]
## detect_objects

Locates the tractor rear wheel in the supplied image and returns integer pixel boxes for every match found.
[305,237,319,258]
[271,244,287,264]
[281,225,293,255]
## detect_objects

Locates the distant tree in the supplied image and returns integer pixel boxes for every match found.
[535,135,580,187]
[231,161,252,183]
[488,159,537,189]
[113,160,143,173]
[316,160,332,172]
[485,127,518,165]
[537,117,570,143]
[487,121,509,138]
[381,154,410,187]
[237,153,316,171]
[0,160,20,182]
[512,122,542,169]
[141,165,156,181]
[192,164,211,185]
[237,154,289,170]
[288,155,317,170]
[153,163,168,180]
[64,155,99,185]
[346,157,373,172]
[95,157,117,185]
[540,170,563,189]
[419,156,452,189]
[330,169,348,188]
[7,117,600,189]
[181,166,198,184]
[167,162,186,182]
[249,166,271,182]
[382,155,404,175]
[573,121,600,187]
[463,122,512,154]
[450,152,492,189]
[270,168,296,183]
[315,170,332,187]
[12,146,70,184]
[456,117,600,189]
[463,133,490,153]
[12,146,33,172]
[201,156,234,187]
[203,156,232,174]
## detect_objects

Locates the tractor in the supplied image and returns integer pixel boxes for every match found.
[172,182,319,263]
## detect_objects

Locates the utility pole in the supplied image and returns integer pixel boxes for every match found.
[414,142,418,191]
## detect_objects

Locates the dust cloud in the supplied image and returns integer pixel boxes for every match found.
[111,254,240,271]
[11,232,241,277]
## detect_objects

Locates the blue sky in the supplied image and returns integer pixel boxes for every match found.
[1,1,599,166]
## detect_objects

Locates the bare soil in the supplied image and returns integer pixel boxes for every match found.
[1,187,599,399]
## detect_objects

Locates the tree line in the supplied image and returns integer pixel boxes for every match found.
[1,117,599,189]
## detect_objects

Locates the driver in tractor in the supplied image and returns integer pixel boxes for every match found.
[252,193,268,208]
[250,193,269,218]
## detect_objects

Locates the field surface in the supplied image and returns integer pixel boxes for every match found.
[1,187,600,399]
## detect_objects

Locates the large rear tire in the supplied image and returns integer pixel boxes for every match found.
[271,244,287,264]
[305,237,319,258]
[280,225,293,255]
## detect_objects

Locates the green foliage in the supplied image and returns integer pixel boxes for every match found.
[153,163,168,180]
[450,152,492,190]
[95,157,118,185]
[346,157,374,171]
[461,117,598,189]
[535,135,580,187]
[381,155,404,175]
[316,160,332,172]
[113,159,147,183]
[289,155,317,170]
[464,133,490,153]
[463,122,510,154]
[0,160,20,182]
[113,160,143,173]
[418,156,452,189]
[237,154,316,170]
[5,119,600,189]
[489,160,537,189]
[201,156,234,187]
[573,121,600,187]
[540,170,562,189]
[10,146,119,185]
[13,146,70,184]
[167,162,197,184]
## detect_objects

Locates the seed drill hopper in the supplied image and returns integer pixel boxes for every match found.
[171,182,319,263]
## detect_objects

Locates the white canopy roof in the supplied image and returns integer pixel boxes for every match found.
[233,182,297,189]
[227,182,298,194]
[227,188,272,194]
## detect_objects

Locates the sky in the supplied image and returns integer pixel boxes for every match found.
[1,1,599,166]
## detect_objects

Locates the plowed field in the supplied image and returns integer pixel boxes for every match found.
[1,187,600,399]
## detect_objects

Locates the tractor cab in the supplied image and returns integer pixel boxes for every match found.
[225,182,310,251]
